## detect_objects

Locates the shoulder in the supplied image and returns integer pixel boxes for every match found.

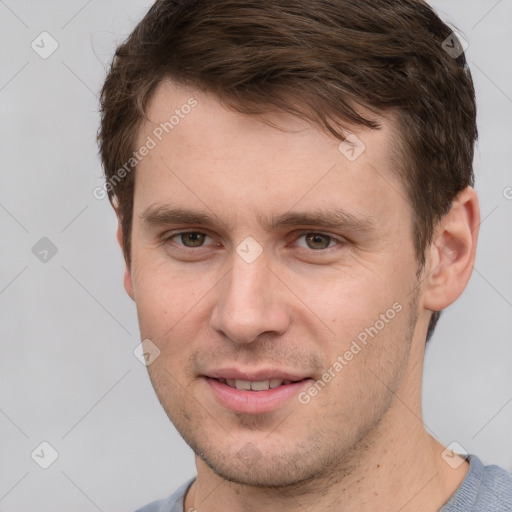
[134,478,196,512]
[441,454,512,512]
[478,458,512,508]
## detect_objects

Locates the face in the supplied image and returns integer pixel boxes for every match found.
[125,80,424,487]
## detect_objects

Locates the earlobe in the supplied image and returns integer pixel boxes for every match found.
[123,267,135,300]
[422,187,480,312]
[116,214,135,301]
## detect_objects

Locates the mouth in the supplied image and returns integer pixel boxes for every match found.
[214,377,307,391]
[202,372,313,414]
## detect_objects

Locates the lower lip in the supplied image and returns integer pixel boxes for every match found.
[205,378,311,414]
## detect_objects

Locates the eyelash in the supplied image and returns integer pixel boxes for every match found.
[160,230,345,253]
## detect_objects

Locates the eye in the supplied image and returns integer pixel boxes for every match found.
[294,232,342,250]
[162,230,344,253]
[167,231,214,248]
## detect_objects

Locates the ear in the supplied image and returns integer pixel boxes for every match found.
[116,213,135,301]
[422,187,480,312]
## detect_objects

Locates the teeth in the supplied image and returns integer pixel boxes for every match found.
[250,380,271,391]
[221,378,289,390]
[235,380,252,390]
[269,378,284,389]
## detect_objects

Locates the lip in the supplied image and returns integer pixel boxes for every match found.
[204,376,312,414]
[205,368,310,382]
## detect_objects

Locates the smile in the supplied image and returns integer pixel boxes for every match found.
[216,378,298,391]
[204,375,312,414]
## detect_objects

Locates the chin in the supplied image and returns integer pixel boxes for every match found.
[198,449,323,489]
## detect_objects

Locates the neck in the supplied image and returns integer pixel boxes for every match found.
[185,343,469,511]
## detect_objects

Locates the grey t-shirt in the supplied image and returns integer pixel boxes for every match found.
[135,454,512,512]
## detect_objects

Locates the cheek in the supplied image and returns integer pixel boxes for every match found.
[131,259,214,343]
[307,271,415,386]
[304,270,398,343]
[318,298,414,414]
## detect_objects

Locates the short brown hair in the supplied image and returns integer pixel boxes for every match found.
[97,0,477,342]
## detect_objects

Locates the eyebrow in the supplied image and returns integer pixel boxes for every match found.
[140,205,376,233]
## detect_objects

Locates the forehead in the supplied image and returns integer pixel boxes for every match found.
[133,80,410,228]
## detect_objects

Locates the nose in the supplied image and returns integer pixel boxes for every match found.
[210,250,291,345]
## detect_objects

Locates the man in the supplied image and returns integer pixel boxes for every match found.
[97,0,512,510]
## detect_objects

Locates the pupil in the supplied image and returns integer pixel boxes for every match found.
[306,233,330,250]
[184,233,204,247]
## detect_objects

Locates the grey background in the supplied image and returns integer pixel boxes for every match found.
[0,1,511,510]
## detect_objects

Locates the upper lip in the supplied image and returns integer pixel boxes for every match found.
[204,368,311,382]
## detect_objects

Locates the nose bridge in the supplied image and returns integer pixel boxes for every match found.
[229,254,268,307]
[211,246,289,344]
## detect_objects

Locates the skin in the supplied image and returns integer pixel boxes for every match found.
[117,80,480,511]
